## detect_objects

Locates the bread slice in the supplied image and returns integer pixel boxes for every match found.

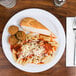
[20,17,56,37]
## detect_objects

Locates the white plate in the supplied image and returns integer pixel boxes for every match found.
[2,8,65,73]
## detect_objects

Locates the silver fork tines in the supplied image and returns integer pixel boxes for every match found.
[73,17,76,65]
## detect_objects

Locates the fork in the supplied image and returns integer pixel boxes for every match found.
[73,17,76,65]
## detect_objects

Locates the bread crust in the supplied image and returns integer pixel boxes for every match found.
[20,17,48,30]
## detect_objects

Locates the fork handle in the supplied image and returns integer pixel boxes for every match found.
[74,34,76,65]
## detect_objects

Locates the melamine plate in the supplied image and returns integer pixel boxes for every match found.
[2,8,65,73]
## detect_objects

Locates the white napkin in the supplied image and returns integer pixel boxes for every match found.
[66,17,76,67]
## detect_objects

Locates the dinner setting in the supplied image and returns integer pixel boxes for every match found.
[0,0,76,76]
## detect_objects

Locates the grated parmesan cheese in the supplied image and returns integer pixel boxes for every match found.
[21,40,45,58]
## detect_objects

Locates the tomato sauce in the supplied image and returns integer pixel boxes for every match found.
[38,62,44,64]
[44,43,52,52]
[11,44,22,52]
[27,54,34,58]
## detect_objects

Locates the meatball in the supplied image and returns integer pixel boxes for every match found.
[8,25,19,35]
[16,31,26,41]
[8,35,18,45]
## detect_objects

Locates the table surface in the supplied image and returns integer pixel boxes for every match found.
[0,0,76,76]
